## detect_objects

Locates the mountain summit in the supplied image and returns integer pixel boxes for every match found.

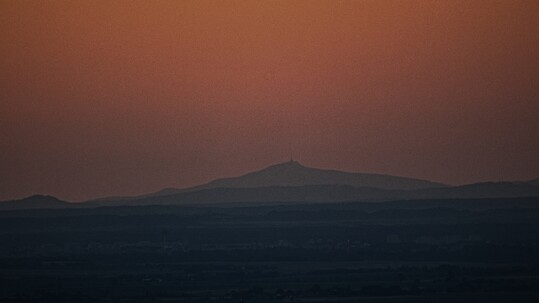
[199,160,445,190]
[4,162,538,209]
[149,160,446,198]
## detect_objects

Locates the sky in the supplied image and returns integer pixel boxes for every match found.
[1,0,538,201]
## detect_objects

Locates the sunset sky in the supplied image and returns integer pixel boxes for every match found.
[1,0,538,201]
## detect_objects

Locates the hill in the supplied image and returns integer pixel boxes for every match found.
[94,181,539,207]
[0,195,71,210]
[145,160,446,198]
[3,163,537,210]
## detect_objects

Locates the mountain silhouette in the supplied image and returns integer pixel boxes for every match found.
[2,163,538,210]
[147,160,446,198]
[0,195,70,210]
[96,181,539,207]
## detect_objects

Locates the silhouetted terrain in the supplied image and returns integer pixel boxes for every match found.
[0,195,73,210]
[3,162,538,210]
[99,161,447,201]
[3,182,539,210]
[2,163,539,302]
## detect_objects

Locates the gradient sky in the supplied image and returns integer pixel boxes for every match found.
[1,0,538,201]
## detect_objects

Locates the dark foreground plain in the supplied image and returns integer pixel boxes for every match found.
[1,198,538,302]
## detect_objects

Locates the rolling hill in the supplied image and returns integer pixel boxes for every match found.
[146,160,446,198]
[2,162,537,209]
[0,195,71,210]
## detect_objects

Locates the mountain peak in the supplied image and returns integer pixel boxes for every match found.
[141,161,447,199]
[267,160,304,170]
[194,161,445,191]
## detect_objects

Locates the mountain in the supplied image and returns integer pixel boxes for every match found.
[94,185,389,206]
[95,181,539,207]
[146,160,446,198]
[0,195,71,210]
[91,162,539,207]
[4,163,537,210]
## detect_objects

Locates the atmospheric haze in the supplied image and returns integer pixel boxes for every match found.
[1,0,538,201]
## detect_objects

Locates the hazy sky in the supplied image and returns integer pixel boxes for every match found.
[1,0,538,201]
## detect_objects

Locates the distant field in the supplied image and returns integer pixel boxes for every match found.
[1,198,538,302]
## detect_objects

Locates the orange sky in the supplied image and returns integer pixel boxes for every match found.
[1,0,538,201]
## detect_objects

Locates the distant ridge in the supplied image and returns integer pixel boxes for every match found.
[2,162,538,210]
[147,160,446,198]
[96,182,539,207]
[3,182,539,210]
[0,195,70,210]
